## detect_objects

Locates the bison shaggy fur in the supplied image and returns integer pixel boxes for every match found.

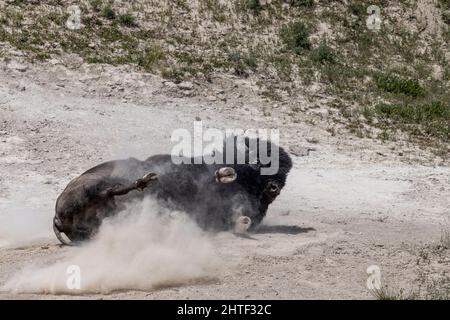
[53,139,293,245]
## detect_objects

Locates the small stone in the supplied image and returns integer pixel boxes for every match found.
[306,137,319,144]
[8,61,28,72]
[290,145,313,157]
[178,81,194,90]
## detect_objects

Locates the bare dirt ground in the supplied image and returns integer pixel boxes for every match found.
[0,58,449,299]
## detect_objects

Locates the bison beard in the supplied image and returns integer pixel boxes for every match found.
[53,140,292,245]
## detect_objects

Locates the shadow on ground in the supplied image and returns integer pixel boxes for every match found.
[254,225,316,235]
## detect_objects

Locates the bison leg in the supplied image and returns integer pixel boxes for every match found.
[100,172,158,197]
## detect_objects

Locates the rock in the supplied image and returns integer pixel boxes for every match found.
[8,61,28,72]
[163,81,177,88]
[431,64,443,81]
[290,145,315,157]
[306,137,319,144]
[49,58,60,65]
[207,95,217,102]
[178,81,194,90]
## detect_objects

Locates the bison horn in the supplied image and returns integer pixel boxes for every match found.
[53,217,75,246]
[215,167,237,184]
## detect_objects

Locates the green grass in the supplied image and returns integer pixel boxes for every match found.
[280,20,311,53]
[245,0,263,14]
[137,45,164,71]
[349,2,366,17]
[1,0,449,157]
[370,287,410,300]
[375,74,425,97]
[271,54,292,82]
[310,41,335,64]
[375,102,449,123]
[290,0,314,7]
[228,50,258,77]
[101,6,116,20]
[118,13,138,27]
[363,101,450,143]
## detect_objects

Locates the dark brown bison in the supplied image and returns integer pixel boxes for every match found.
[53,139,292,245]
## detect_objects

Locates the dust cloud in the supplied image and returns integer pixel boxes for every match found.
[0,179,55,248]
[2,198,220,294]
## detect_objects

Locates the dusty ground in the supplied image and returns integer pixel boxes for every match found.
[0,58,449,299]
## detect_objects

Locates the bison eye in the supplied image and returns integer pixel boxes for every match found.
[267,181,279,194]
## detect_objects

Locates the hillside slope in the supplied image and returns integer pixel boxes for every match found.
[0,0,449,157]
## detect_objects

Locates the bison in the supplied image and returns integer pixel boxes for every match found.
[53,138,293,245]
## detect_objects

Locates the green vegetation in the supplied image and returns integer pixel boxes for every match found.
[348,2,366,17]
[280,21,310,53]
[245,0,263,13]
[0,0,449,154]
[118,13,138,27]
[290,0,314,8]
[137,45,164,71]
[362,101,449,142]
[375,74,425,97]
[228,51,258,77]
[101,6,116,20]
[310,41,335,64]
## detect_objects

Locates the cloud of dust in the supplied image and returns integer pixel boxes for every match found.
[0,178,55,248]
[2,198,220,294]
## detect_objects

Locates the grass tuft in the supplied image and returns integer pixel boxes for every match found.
[280,21,311,53]
[376,74,425,97]
[310,41,335,64]
[118,13,138,27]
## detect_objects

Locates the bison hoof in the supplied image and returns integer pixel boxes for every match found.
[215,167,237,184]
[135,172,158,190]
[234,216,252,234]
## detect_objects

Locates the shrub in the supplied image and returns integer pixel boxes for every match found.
[349,3,366,17]
[138,45,164,71]
[280,21,310,53]
[118,13,138,27]
[372,101,450,141]
[228,51,258,77]
[102,6,116,20]
[246,0,262,12]
[376,74,425,97]
[310,41,335,64]
[375,102,449,123]
[290,0,314,7]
